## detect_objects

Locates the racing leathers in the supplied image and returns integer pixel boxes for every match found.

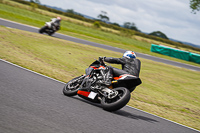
[102,57,141,87]
[50,18,61,31]
[104,57,141,77]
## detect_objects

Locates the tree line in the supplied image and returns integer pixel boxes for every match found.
[9,0,200,51]
[190,0,200,13]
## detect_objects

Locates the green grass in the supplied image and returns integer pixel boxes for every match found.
[0,2,150,51]
[0,26,121,81]
[0,26,200,130]
[0,0,200,67]
[0,0,200,130]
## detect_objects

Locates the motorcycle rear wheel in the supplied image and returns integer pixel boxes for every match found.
[101,87,130,111]
[48,31,55,36]
[63,76,83,96]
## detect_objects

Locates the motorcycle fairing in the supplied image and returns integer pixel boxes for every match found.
[113,74,137,80]
[112,74,142,90]
[90,66,106,70]
[45,22,52,28]
[85,61,106,76]
[77,89,99,103]
[77,90,97,99]
[89,60,106,68]
[77,60,107,100]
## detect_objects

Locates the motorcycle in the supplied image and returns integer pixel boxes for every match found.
[63,57,142,111]
[39,21,59,36]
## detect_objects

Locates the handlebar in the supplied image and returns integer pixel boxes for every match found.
[99,56,105,65]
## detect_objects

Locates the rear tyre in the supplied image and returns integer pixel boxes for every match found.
[48,31,55,36]
[101,87,130,111]
[63,76,84,96]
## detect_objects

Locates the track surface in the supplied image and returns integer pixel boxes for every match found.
[0,18,200,132]
[0,18,200,71]
[0,60,199,133]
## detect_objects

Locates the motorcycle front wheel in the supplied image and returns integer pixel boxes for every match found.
[101,87,130,111]
[63,76,84,96]
[39,26,47,33]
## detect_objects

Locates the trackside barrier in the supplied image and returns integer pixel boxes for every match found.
[151,44,200,64]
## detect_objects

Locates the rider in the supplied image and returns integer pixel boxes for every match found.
[103,51,141,85]
[50,17,61,31]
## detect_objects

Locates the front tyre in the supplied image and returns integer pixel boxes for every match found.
[101,87,130,111]
[39,26,47,33]
[63,76,84,96]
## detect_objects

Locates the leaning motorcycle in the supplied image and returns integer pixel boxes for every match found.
[63,57,142,111]
[39,22,59,36]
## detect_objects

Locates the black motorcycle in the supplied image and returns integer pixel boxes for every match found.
[39,21,59,36]
[63,57,142,111]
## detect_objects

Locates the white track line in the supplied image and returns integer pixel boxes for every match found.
[1,17,200,71]
[0,58,199,132]
[0,18,77,39]
[0,59,65,84]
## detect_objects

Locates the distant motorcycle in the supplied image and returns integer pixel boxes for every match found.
[39,21,60,36]
[63,57,142,111]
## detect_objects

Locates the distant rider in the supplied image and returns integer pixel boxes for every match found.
[102,51,141,87]
[49,17,61,31]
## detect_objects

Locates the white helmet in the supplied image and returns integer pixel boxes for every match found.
[57,17,61,21]
[123,51,136,59]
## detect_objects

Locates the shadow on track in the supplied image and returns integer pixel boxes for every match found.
[70,96,102,108]
[68,96,158,123]
[113,110,159,123]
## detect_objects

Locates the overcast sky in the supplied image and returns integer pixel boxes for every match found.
[39,0,200,46]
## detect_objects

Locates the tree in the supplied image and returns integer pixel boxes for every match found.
[149,31,168,39]
[112,23,120,27]
[30,0,40,11]
[30,0,40,4]
[93,21,101,28]
[123,22,140,31]
[190,0,200,13]
[97,11,109,22]
[66,9,75,14]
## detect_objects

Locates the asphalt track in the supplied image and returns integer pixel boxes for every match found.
[1,59,199,133]
[0,18,200,71]
[0,18,200,132]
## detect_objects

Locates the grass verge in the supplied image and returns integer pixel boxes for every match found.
[0,0,200,67]
[0,26,200,130]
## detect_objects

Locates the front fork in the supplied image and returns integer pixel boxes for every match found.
[67,75,85,90]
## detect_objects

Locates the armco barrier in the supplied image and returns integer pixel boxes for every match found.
[151,44,200,64]
[189,53,200,64]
